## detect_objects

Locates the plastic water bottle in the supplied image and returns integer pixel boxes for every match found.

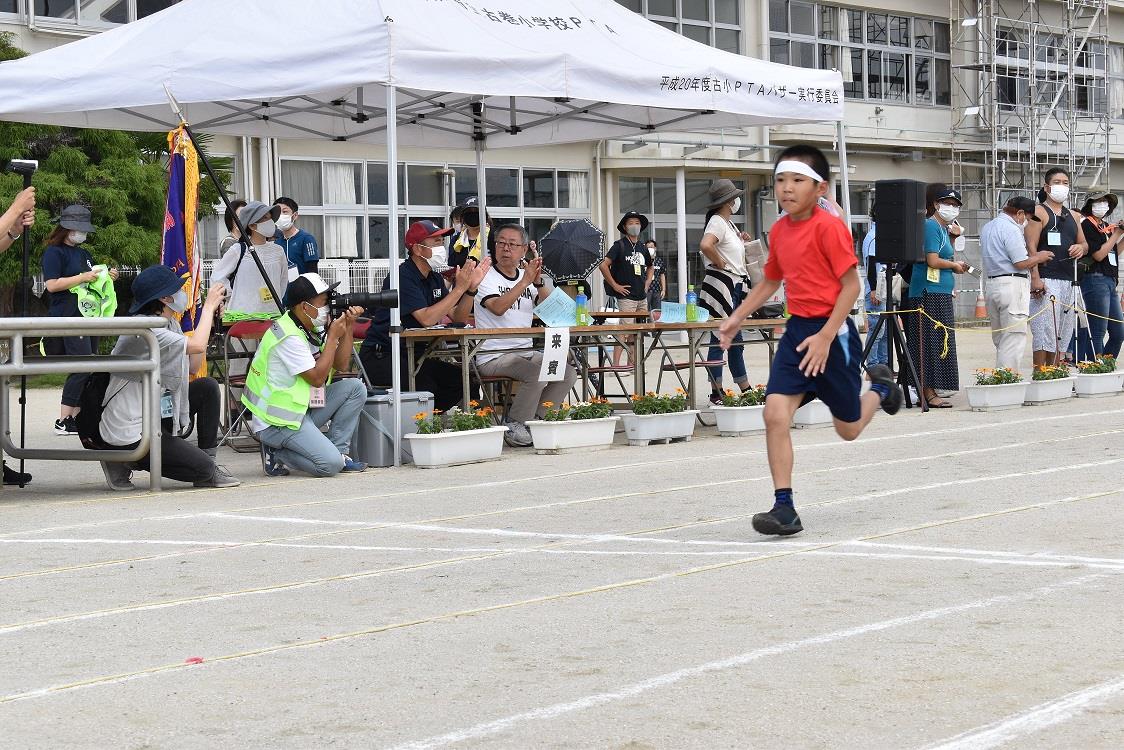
[575,285,589,326]
[685,284,698,322]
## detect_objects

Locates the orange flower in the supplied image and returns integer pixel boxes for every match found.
[469,399,480,408]
[561,402,570,409]
[542,401,554,408]
[630,394,641,401]
[413,412,427,420]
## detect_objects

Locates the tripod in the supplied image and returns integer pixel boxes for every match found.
[861,264,927,412]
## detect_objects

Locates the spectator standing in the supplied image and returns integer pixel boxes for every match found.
[218,199,246,255]
[474,224,576,447]
[273,197,320,275]
[698,180,751,402]
[1076,191,1124,360]
[244,273,368,477]
[210,201,292,321]
[979,196,1052,371]
[907,185,969,408]
[449,196,492,268]
[42,205,119,435]
[94,266,238,491]
[861,210,888,366]
[599,210,653,366]
[361,220,491,411]
[645,239,667,319]
[1026,167,1088,366]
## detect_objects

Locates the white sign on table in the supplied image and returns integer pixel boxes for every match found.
[538,327,570,382]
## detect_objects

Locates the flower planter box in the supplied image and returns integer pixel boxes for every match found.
[404,426,508,468]
[713,404,766,436]
[619,410,699,446]
[526,416,619,454]
[1074,371,1124,398]
[966,381,1027,411]
[793,399,833,428]
[1023,377,1075,405]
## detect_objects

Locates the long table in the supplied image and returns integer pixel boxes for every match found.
[400,318,783,410]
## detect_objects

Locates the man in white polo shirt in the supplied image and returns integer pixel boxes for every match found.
[475,223,577,447]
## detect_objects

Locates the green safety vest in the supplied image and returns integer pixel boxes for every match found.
[71,267,117,318]
[241,314,315,430]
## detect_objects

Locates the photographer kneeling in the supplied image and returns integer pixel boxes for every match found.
[243,273,367,477]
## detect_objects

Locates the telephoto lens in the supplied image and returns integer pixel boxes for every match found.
[328,289,399,317]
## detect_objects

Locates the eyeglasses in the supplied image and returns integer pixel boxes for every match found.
[495,240,527,249]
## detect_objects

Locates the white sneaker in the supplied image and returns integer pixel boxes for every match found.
[194,464,241,488]
[100,461,136,492]
[503,420,533,447]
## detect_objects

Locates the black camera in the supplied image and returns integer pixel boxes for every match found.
[2,159,38,176]
[328,289,399,317]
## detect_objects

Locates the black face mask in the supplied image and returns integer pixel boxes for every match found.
[463,212,480,229]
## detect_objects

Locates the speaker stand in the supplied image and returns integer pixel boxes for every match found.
[862,266,927,413]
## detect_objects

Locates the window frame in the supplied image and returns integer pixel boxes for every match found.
[615,0,741,54]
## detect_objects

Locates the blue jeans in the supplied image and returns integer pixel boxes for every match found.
[257,378,366,477]
[864,295,888,365]
[707,282,748,389]
[1077,273,1124,360]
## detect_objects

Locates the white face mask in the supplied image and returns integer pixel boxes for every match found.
[68,231,87,245]
[937,204,960,222]
[254,219,276,240]
[731,197,742,214]
[1048,185,1069,204]
[166,289,188,314]
[425,244,448,269]
[1092,202,1110,219]
[452,222,463,234]
[275,213,294,231]
[307,302,329,330]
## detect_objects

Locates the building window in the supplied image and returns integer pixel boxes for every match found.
[1109,45,1124,120]
[30,0,181,26]
[769,1,950,106]
[995,28,1106,117]
[279,159,590,260]
[614,0,741,54]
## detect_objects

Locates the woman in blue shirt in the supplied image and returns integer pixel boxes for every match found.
[907,185,970,408]
[41,205,118,435]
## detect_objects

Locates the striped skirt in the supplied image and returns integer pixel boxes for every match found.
[904,291,959,392]
[698,268,746,319]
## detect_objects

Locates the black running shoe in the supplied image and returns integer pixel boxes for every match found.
[866,363,903,415]
[751,506,804,536]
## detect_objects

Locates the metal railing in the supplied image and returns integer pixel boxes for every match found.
[0,317,165,491]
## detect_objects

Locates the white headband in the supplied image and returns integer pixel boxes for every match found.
[775,160,826,183]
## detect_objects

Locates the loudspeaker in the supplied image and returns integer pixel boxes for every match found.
[874,179,927,264]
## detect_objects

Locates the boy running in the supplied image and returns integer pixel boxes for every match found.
[718,145,902,536]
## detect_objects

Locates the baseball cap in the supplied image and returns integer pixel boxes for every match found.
[404,220,452,249]
[286,272,340,307]
[932,186,963,206]
[1006,196,1041,221]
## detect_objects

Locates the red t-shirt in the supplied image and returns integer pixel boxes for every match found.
[764,207,857,318]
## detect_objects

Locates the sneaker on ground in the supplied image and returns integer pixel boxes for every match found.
[195,464,241,488]
[54,416,78,436]
[866,363,903,415]
[99,461,136,492]
[709,392,723,406]
[341,455,368,473]
[260,443,290,477]
[503,420,533,447]
[3,462,31,486]
[751,505,804,536]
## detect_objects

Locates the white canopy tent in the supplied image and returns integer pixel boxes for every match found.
[0,0,846,465]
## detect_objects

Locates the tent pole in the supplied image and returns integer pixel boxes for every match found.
[836,120,852,228]
[676,167,687,303]
[387,84,403,468]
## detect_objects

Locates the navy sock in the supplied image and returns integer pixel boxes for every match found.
[870,382,891,401]
[774,487,794,508]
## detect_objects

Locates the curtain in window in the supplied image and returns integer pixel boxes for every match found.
[839,9,854,82]
[322,163,359,258]
[567,172,589,209]
[1111,47,1124,118]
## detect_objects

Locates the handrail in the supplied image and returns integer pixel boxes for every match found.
[0,316,166,492]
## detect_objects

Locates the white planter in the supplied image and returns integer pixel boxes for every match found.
[619,410,699,446]
[793,399,833,428]
[404,426,508,468]
[713,404,766,436]
[526,416,619,454]
[1074,370,1124,398]
[1023,376,1075,405]
[966,381,1027,411]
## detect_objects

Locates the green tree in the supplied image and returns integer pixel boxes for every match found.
[0,32,230,315]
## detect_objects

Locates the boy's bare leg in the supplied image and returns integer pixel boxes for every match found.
[763,393,804,489]
[833,390,881,441]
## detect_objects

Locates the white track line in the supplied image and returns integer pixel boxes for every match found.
[3,410,1119,540]
[386,574,1109,750]
[923,673,1124,750]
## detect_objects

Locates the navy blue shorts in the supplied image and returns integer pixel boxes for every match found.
[766,316,863,423]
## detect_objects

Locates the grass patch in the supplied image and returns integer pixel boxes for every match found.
[22,373,68,389]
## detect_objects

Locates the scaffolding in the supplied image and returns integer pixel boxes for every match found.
[950,0,1110,231]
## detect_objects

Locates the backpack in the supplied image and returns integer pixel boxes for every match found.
[76,372,112,449]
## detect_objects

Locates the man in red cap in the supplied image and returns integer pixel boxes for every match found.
[361,220,491,410]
